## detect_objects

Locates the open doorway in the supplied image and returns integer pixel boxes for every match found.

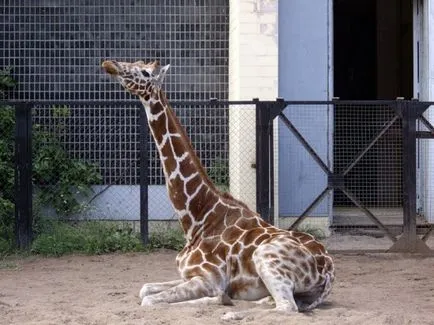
[333,0,413,208]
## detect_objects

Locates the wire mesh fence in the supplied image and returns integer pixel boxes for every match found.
[2,99,434,252]
[262,100,434,252]
[28,101,233,223]
[0,0,229,103]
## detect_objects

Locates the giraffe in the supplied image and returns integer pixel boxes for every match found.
[101,59,335,320]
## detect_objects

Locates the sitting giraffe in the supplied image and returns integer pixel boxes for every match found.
[102,59,335,320]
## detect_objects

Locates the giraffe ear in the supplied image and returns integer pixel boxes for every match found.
[156,64,170,84]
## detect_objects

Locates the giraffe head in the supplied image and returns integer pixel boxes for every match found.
[101,59,170,98]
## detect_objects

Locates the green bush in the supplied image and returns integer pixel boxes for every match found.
[0,68,17,255]
[207,158,230,192]
[32,112,102,216]
[0,68,102,256]
[297,223,327,240]
[148,226,185,251]
[0,198,14,256]
[0,67,16,97]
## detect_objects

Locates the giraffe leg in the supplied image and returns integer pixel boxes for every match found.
[171,292,234,306]
[222,244,299,321]
[296,272,332,311]
[139,279,184,299]
[253,296,275,306]
[140,276,220,306]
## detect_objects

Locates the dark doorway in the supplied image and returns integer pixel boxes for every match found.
[334,0,377,100]
[333,0,413,207]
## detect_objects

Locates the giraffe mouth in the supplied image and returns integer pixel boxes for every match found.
[101,60,120,76]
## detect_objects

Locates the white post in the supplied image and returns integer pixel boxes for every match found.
[229,0,278,211]
[420,0,434,223]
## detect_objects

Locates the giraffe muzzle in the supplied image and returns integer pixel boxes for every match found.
[101,60,120,76]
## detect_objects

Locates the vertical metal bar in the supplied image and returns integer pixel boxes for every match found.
[268,113,275,225]
[255,99,270,222]
[401,100,418,250]
[139,106,149,245]
[14,102,33,249]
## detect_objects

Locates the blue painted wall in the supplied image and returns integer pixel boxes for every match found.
[278,0,332,217]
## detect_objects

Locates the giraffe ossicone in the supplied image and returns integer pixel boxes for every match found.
[102,59,335,320]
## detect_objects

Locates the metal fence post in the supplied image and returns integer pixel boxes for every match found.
[389,99,432,253]
[255,98,271,223]
[139,107,149,245]
[15,102,33,249]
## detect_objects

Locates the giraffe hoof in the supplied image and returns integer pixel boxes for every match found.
[141,296,156,306]
[218,293,234,306]
[139,284,154,299]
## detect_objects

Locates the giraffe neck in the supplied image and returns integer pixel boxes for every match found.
[140,88,221,235]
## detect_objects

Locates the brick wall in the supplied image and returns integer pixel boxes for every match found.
[228,0,278,210]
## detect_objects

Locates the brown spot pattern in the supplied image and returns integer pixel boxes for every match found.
[171,135,187,158]
[242,228,265,246]
[222,226,244,243]
[168,176,187,210]
[149,115,167,144]
[189,250,204,265]
[160,142,176,174]
[304,240,326,255]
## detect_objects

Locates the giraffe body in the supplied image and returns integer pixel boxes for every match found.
[102,59,335,319]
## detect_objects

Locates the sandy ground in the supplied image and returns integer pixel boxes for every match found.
[1,249,434,325]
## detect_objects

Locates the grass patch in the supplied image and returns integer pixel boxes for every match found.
[0,258,19,270]
[28,218,186,257]
[31,219,144,256]
[147,224,185,251]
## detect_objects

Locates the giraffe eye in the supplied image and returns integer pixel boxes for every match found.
[141,70,151,78]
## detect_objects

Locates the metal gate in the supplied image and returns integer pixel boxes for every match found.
[255,99,434,253]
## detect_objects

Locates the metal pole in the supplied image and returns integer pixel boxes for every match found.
[255,99,270,223]
[389,100,431,253]
[268,110,275,226]
[14,102,33,249]
[401,100,417,250]
[139,107,149,245]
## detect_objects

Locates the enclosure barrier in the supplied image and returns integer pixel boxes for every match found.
[2,99,433,253]
[256,99,434,254]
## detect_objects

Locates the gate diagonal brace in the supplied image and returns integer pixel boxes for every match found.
[328,174,345,189]
[422,226,433,242]
[339,187,398,243]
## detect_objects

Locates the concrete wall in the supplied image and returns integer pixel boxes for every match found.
[62,185,175,221]
[229,0,278,211]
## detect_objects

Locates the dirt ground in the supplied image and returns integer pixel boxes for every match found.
[1,249,434,325]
